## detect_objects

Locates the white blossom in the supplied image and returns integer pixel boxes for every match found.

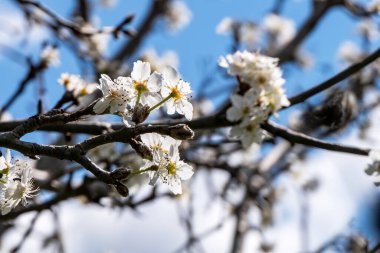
[226,88,261,122]
[141,48,179,72]
[219,50,289,111]
[357,18,379,41]
[337,41,363,64]
[220,50,289,148]
[216,18,261,48]
[93,74,133,114]
[365,150,380,186]
[130,60,162,107]
[40,45,60,67]
[0,151,37,215]
[161,66,193,120]
[262,14,295,47]
[140,135,193,194]
[230,116,266,149]
[164,0,192,32]
[369,0,380,13]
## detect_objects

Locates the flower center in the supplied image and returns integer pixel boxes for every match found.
[256,73,268,85]
[242,107,250,115]
[167,161,176,175]
[133,80,148,93]
[170,86,183,100]
[110,89,120,97]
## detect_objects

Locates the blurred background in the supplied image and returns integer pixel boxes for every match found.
[0,0,380,252]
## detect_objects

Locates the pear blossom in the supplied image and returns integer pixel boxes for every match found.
[337,41,363,64]
[93,74,133,114]
[220,50,289,111]
[356,18,379,41]
[226,88,261,122]
[141,48,179,72]
[0,150,37,215]
[130,60,162,107]
[161,66,193,120]
[164,0,192,32]
[365,150,380,186]
[230,115,267,149]
[40,45,60,67]
[139,133,181,184]
[1,160,37,215]
[262,14,295,47]
[220,50,289,148]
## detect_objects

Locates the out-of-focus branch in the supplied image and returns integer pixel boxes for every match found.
[262,121,370,156]
[287,46,380,106]
[111,0,169,64]
[276,0,342,62]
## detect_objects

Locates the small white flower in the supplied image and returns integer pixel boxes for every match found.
[1,160,37,215]
[141,142,193,195]
[216,17,235,35]
[40,45,60,67]
[366,149,380,186]
[0,151,38,215]
[93,74,133,114]
[58,73,82,91]
[220,50,289,112]
[130,60,163,107]
[226,88,260,122]
[164,0,192,32]
[161,66,193,120]
[357,18,379,41]
[141,48,179,72]
[262,14,295,47]
[230,116,266,149]
[337,41,363,63]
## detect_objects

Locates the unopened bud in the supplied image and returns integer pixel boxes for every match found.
[115,182,129,197]
[130,138,153,160]
[168,124,194,140]
[132,104,150,124]
[111,168,131,180]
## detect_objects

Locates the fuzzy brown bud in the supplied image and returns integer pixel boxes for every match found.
[115,182,129,197]
[168,124,194,140]
[130,138,153,160]
[132,104,150,124]
[111,168,131,180]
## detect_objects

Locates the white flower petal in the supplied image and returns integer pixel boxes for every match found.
[163,66,180,85]
[132,61,151,82]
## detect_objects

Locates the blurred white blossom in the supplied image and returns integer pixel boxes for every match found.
[356,18,379,41]
[365,149,380,186]
[0,150,37,215]
[40,45,60,67]
[337,41,363,63]
[262,14,295,47]
[164,0,192,32]
[141,48,179,72]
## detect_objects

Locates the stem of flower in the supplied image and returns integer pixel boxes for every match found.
[135,90,142,107]
[147,94,173,113]
[131,165,158,175]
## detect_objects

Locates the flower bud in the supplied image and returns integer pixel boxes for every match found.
[111,168,131,180]
[130,138,153,160]
[115,182,129,197]
[132,104,150,124]
[168,124,194,140]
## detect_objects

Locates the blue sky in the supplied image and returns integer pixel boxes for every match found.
[1,0,380,252]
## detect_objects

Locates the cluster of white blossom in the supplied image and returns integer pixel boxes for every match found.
[164,0,192,33]
[40,45,60,67]
[93,61,193,126]
[138,133,193,194]
[58,73,97,98]
[219,50,290,148]
[366,150,380,186]
[0,149,37,215]
[141,48,179,72]
[216,17,261,49]
[216,14,295,49]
